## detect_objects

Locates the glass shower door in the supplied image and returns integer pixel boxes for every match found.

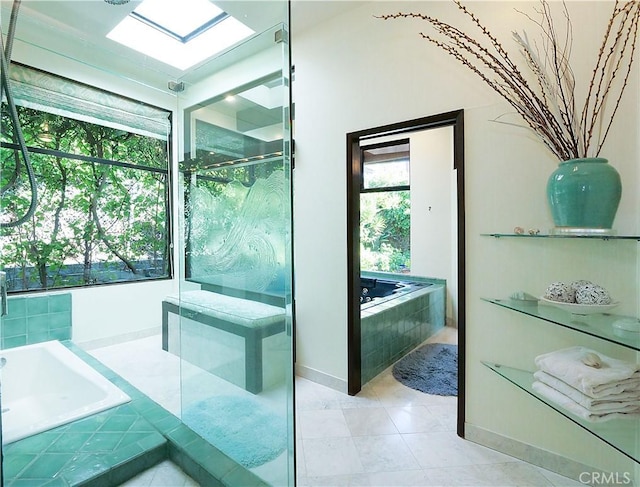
[174,17,294,487]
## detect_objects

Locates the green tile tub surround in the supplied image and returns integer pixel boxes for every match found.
[68,342,267,487]
[4,401,167,486]
[4,340,268,487]
[361,282,446,384]
[3,293,72,349]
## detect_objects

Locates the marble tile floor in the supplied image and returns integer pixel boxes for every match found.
[90,327,583,486]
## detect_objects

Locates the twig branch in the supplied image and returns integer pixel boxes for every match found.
[376,0,640,160]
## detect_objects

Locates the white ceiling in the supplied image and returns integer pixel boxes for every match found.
[0,0,362,92]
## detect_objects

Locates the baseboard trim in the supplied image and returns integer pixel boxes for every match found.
[465,423,624,485]
[295,364,347,394]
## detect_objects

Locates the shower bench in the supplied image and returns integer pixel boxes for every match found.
[161,290,286,394]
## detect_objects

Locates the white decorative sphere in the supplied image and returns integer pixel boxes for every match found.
[575,284,611,305]
[570,280,593,291]
[544,282,575,303]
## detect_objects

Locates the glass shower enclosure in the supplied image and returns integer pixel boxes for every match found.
[171,21,294,487]
[0,1,294,485]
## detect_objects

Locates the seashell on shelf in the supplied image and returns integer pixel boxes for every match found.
[581,352,603,368]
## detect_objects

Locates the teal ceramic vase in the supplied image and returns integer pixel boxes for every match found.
[546,157,621,230]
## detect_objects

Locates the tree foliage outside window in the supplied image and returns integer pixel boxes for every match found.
[1,105,171,292]
[360,163,410,273]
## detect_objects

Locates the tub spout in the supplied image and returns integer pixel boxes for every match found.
[0,271,7,316]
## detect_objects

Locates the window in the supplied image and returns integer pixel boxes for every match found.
[107,0,254,70]
[360,140,410,273]
[1,64,172,292]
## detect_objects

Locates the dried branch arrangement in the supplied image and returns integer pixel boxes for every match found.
[377,1,640,161]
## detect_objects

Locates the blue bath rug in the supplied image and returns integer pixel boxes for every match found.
[392,343,458,396]
[182,394,287,468]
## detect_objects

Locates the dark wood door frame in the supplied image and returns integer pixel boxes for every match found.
[346,109,466,438]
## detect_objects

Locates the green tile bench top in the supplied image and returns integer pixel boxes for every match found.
[164,290,285,328]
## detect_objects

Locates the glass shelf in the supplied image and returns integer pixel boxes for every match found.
[482,233,640,240]
[483,362,639,464]
[483,298,640,351]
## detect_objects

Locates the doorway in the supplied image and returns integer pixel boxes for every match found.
[346,110,466,437]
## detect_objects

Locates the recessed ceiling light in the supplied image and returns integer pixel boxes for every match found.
[107,0,254,71]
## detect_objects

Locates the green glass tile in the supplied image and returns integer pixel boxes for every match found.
[221,465,268,487]
[26,315,51,334]
[98,414,138,433]
[115,432,155,449]
[81,432,123,452]
[112,403,137,415]
[153,414,182,433]
[60,453,109,486]
[49,328,72,341]
[4,453,36,478]
[8,479,59,486]
[130,397,160,415]
[3,335,27,349]
[7,432,65,454]
[128,417,156,433]
[48,311,72,329]
[186,442,237,480]
[107,447,165,487]
[49,294,72,313]
[19,452,75,478]
[46,432,93,453]
[27,332,50,345]
[107,441,153,469]
[137,432,166,451]
[6,297,27,318]
[169,449,222,487]
[165,424,201,445]
[26,296,49,316]
[42,478,68,487]
[3,317,27,338]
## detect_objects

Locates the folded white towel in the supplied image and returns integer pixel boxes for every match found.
[534,371,640,409]
[532,381,640,423]
[534,346,640,397]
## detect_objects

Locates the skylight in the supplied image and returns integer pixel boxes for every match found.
[107,0,254,71]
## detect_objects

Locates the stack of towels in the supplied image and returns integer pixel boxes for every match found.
[533,346,640,422]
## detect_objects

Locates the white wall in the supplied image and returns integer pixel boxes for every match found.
[410,126,456,325]
[292,0,638,475]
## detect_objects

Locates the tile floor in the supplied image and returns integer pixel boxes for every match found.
[93,327,583,486]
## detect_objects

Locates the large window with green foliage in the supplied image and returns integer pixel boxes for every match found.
[360,140,410,273]
[1,69,171,292]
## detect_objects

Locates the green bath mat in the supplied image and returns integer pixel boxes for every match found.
[183,394,288,468]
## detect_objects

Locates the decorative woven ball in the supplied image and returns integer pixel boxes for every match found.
[569,280,593,292]
[575,284,611,305]
[544,282,575,303]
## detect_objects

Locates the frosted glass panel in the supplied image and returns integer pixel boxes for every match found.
[187,165,287,295]
[177,20,293,487]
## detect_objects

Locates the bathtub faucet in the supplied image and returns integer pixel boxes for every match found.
[0,271,6,316]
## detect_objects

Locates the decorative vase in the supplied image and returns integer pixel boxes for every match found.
[546,157,621,231]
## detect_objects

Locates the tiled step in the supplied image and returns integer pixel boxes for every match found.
[4,402,167,486]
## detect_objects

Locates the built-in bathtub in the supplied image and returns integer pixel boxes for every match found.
[360,277,432,306]
[1,339,131,444]
[360,272,446,384]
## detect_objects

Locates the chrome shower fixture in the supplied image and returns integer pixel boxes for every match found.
[104,0,130,5]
